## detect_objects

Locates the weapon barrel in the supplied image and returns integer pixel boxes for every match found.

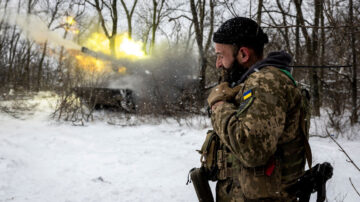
[80,46,131,68]
[189,167,214,202]
[81,47,117,62]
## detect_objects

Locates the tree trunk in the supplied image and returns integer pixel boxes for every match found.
[120,0,138,38]
[110,0,117,56]
[58,30,68,72]
[127,18,132,38]
[292,12,301,79]
[310,0,322,116]
[257,0,263,25]
[294,0,321,116]
[349,0,358,124]
[90,0,118,56]
[24,0,34,90]
[190,0,204,91]
[151,0,157,53]
[150,0,165,53]
[190,0,214,94]
[319,0,325,102]
[37,41,47,91]
[294,2,301,66]
[24,43,31,90]
[110,35,116,56]
[273,0,292,54]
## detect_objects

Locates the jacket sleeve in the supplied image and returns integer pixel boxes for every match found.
[211,70,287,167]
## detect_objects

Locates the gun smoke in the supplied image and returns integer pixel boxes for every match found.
[80,45,199,111]
[106,48,199,112]
[1,9,200,112]
[0,10,80,50]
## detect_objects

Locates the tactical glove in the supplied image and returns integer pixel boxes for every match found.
[207,82,241,107]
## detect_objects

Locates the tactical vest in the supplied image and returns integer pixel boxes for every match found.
[199,69,312,199]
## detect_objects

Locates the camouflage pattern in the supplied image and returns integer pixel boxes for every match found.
[207,82,242,107]
[210,66,306,201]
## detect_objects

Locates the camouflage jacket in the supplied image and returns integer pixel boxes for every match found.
[211,65,306,200]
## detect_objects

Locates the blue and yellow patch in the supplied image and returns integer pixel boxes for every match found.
[236,89,255,117]
[243,89,253,100]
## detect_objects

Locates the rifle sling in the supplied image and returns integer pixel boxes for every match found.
[304,136,312,169]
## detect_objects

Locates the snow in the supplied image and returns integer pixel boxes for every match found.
[0,93,359,202]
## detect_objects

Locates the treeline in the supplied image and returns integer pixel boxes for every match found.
[0,0,359,126]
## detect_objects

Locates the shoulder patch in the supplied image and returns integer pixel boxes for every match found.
[236,89,255,117]
[243,89,253,100]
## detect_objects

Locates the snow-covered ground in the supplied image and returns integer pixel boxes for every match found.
[0,92,359,202]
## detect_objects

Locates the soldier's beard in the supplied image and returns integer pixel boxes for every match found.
[221,59,246,86]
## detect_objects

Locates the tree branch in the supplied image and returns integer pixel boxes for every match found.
[349,178,360,198]
[326,128,360,172]
[168,15,192,22]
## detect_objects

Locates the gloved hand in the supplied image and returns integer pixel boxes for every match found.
[207,82,241,107]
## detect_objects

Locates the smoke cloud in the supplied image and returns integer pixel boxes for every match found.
[107,47,199,107]
[0,11,80,50]
[0,9,200,111]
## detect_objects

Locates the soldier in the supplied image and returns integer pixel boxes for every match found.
[206,17,310,201]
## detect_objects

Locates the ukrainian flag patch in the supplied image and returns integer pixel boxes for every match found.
[236,89,255,117]
[243,89,253,100]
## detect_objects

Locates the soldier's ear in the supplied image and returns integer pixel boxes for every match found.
[237,47,250,64]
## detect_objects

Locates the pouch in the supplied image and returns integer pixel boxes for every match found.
[239,158,282,199]
[198,130,220,181]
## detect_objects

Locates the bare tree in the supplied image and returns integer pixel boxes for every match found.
[150,0,166,53]
[57,0,86,85]
[349,0,358,124]
[1,0,16,87]
[262,1,293,54]
[136,0,175,54]
[218,0,239,17]
[24,0,39,90]
[257,0,263,25]
[312,0,322,115]
[190,0,215,93]
[293,0,322,116]
[120,0,138,38]
[86,0,118,56]
[35,0,65,91]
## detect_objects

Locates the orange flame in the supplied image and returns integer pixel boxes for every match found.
[75,32,146,73]
[84,33,146,59]
[63,16,79,35]
[118,67,127,74]
[75,55,110,73]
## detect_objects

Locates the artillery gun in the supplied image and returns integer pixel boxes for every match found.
[72,47,137,112]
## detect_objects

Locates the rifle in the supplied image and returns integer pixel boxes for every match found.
[287,162,333,202]
[187,167,215,202]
